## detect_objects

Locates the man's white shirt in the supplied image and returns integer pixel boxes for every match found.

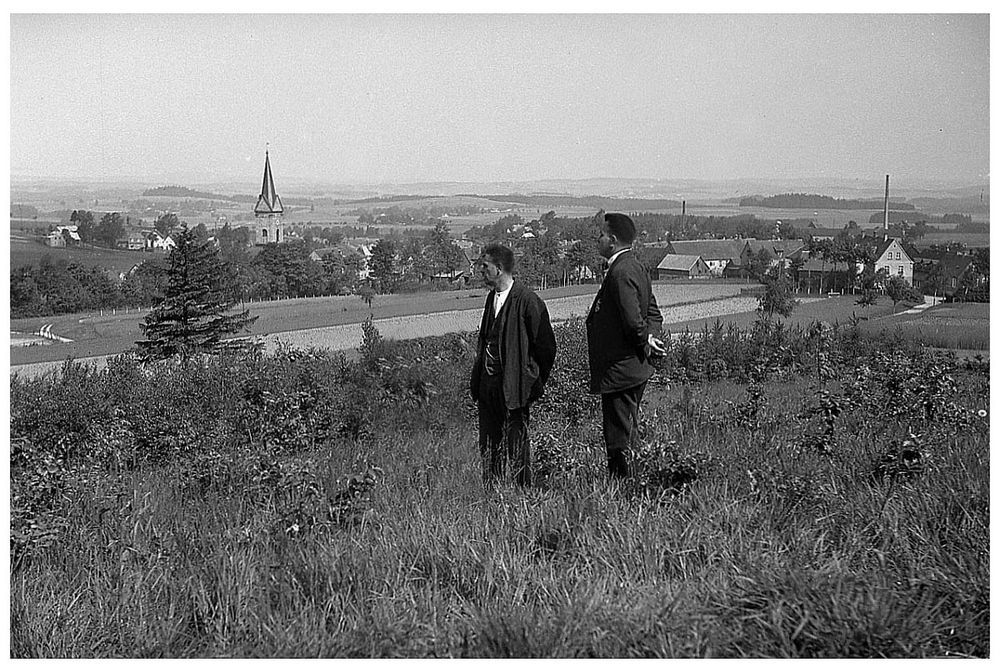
[493,284,512,317]
[606,248,628,269]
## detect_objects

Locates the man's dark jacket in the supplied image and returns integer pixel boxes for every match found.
[470,280,557,410]
[586,250,664,394]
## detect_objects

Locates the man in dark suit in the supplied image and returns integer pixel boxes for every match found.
[470,244,557,487]
[586,212,666,478]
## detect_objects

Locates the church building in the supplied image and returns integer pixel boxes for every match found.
[254,149,284,245]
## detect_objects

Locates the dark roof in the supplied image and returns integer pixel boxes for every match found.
[254,150,284,215]
[937,254,975,279]
[798,258,855,273]
[744,238,807,257]
[874,238,912,262]
[637,246,671,268]
[908,245,952,262]
[668,239,746,263]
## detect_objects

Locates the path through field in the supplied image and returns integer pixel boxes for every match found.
[262,288,755,352]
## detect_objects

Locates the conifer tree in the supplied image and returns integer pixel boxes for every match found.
[136,225,257,362]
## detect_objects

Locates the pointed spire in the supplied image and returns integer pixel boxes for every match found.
[254,148,284,215]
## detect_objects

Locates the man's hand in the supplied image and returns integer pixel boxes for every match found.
[646,334,667,357]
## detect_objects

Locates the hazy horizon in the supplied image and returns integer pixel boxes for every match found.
[9,14,990,187]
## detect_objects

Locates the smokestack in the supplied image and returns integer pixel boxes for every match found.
[682,200,686,217]
[883,174,890,242]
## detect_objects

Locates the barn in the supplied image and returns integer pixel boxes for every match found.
[656,254,712,279]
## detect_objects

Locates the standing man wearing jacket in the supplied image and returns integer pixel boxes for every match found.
[470,244,557,488]
[586,212,667,479]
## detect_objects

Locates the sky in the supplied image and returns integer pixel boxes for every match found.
[7,12,991,188]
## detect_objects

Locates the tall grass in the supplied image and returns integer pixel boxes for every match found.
[861,321,991,352]
[10,320,989,657]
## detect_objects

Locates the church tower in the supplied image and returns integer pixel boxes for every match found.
[253,149,284,245]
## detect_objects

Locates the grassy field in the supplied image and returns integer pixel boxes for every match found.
[859,302,990,351]
[11,283,748,366]
[9,319,990,657]
[661,294,894,334]
[11,279,990,368]
[10,234,162,276]
[667,295,989,354]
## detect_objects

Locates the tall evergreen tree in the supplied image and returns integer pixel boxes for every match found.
[136,225,257,362]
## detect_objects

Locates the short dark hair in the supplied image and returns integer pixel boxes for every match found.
[482,243,515,272]
[604,212,636,244]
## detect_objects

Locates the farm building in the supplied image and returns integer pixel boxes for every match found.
[45,225,81,247]
[795,257,860,294]
[45,231,66,247]
[743,238,807,266]
[637,246,672,278]
[666,239,746,276]
[310,242,373,280]
[146,231,176,252]
[656,254,712,279]
[116,232,148,250]
[912,252,982,299]
[799,225,845,241]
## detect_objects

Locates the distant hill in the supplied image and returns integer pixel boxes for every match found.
[739,193,915,210]
[908,196,989,215]
[470,194,682,210]
[142,186,239,201]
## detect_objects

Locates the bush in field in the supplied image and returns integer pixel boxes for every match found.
[757,264,798,320]
[10,437,69,569]
[885,276,924,313]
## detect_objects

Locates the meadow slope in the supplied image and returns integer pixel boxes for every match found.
[9,317,989,658]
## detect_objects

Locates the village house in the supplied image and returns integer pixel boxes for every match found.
[45,230,66,247]
[45,224,81,247]
[656,254,712,279]
[799,225,845,242]
[742,238,808,270]
[310,241,373,280]
[872,238,914,284]
[667,239,747,277]
[428,247,476,283]
[116,231,148,250]
[796,256,860,294]
[636,246,671,279]
[146,231,177,252]
[909,247,982,299]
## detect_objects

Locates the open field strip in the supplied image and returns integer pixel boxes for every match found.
[251,293,771,354]
[10,288,757,378]
[9,282,744,364]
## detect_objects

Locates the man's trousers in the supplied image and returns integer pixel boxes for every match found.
[478,373,531,487]
[600,382,647,479]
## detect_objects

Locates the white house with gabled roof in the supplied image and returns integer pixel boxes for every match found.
[873,238,913,284]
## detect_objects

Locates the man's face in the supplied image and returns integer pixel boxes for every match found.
[478,256,502,288]
[597,224,616,259]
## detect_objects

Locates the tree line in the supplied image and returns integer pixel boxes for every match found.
[740,193,916,210]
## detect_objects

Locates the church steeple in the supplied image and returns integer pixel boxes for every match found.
[253,147,284,245]
[254,149,284,215]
